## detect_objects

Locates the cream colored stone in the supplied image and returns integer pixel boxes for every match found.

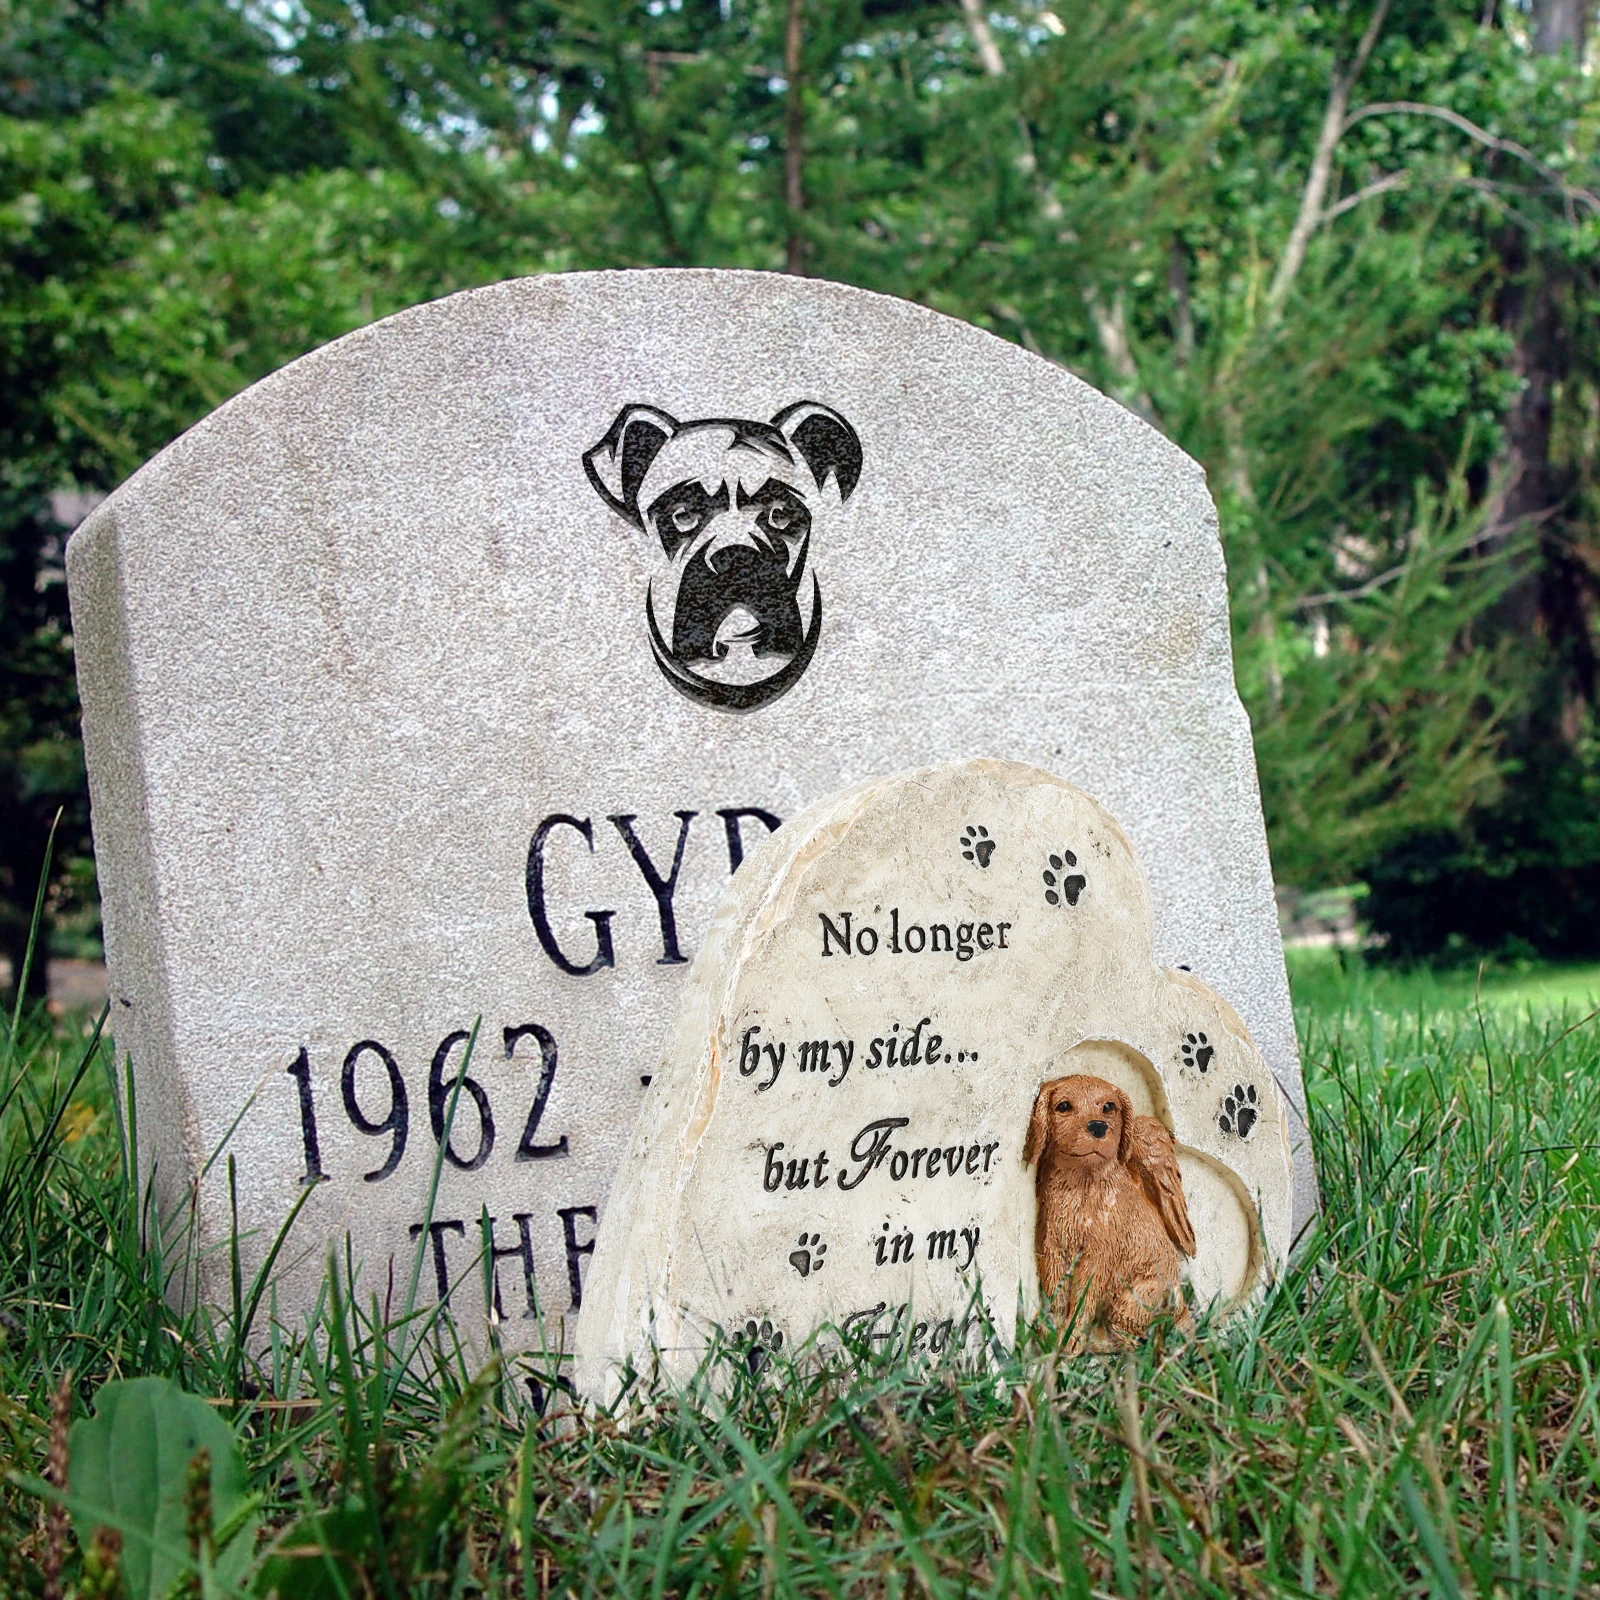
[576,759,1292,1401]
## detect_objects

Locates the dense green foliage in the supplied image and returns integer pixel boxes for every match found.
[3,967,1599,1594]
[4,0,1600,966]
[1363,722,1600,960]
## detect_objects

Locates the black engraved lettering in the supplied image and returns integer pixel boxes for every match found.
[525,1370,577,1417]
[903,1018,929,1066]
[740,1025,763,1079]
[507,1023,569,1160]
[286,1046,325,1184]
[556,1205,598,1310]
[759,1039,784,1091]
[798,1038,830,1074]
[609,810,697,965]
[526,815,616,976]
[764,1142,787,1192]
[829,1038,853,1087]
[429,1029,494,1171]
[341,1039,409,1182]
[819,910,853,956]
[717,806,782,873]
[486,1211,539,1320]
[409,1218,466,1306]
[843,1300,889,1340]
[837,1116,909,1191]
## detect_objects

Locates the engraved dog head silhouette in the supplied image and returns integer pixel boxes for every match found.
[583,402,862,711]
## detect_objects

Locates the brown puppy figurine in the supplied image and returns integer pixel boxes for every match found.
[1025,1073,1197,1351]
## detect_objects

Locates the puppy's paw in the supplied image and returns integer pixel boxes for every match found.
[789,1232,826,1278]
[739,1317,785,1376]
[960,824,995,868]
[1217,1082,1259,1140]
[1042,848,1087,907]
[1181,1030,1213,1074]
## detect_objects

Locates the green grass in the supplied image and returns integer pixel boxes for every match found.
[3,957,1599,1597]
[1286,946,1600,1022]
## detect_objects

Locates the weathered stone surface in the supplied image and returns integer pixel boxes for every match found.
[66,270,1308,1370]
[575,760,1292,1400]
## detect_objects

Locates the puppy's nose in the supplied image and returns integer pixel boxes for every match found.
[1086,1120,1108,1139]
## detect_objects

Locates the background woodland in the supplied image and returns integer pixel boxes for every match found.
[5,0,1600,985]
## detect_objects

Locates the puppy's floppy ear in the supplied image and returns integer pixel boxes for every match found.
[772,401,862,503]
[583,404,680,528]
[1114,1086,1137,1166]
[1024,1082,1055,1168]
[1126,1117,1196,1257]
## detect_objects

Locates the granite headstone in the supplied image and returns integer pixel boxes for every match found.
[65,270,1310,1380]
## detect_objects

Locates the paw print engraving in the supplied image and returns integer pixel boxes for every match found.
[789,1232,827,1278]
[960,825,995,868]
[1181,1031,1214,1074]
[1218,1082,1259,1140]
[740,1318,784,1376]
[1042,848,1087,907]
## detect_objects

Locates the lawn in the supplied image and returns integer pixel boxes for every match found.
[2,956,1598,1597]
[1286,948,1600,1023]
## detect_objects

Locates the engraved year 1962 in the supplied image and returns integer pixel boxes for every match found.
[285,1021,570,1186]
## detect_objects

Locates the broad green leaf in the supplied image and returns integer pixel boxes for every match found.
[68,1375,258,1600]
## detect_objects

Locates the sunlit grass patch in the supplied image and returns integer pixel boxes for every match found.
[1288,946,1600,1022]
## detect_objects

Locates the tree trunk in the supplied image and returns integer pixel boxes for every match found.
[784,0,806,275]
[1534,0,1587,54]
[1489,0,1595,722]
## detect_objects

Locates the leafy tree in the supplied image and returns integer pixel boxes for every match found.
[0,88,220,993]
[5,0,1600,977]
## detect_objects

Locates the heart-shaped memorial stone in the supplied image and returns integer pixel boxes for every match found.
[576,758,1294,1401]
